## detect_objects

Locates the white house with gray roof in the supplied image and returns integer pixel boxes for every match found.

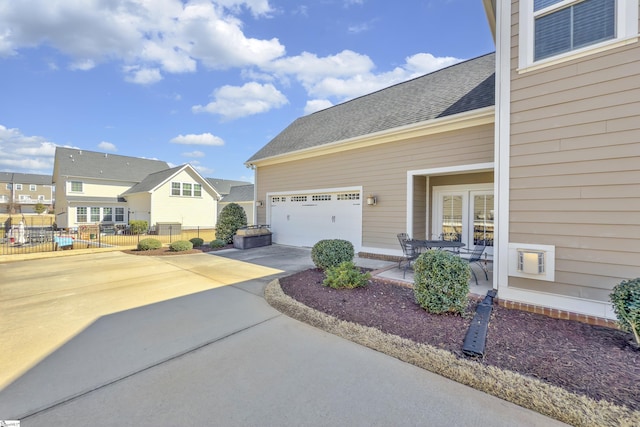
[53,147,220,230]
[247,0,640,326]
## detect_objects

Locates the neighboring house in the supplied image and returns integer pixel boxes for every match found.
[217,184,255,226]
[0,172,54,214]
[53,147,221,230]
[246,0,640,323]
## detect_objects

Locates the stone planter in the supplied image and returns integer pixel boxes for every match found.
[233,226,272,249]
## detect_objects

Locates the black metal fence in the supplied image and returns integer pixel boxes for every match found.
[1,223,217,256]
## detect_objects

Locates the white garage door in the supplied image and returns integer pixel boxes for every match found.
[269,190,362,250]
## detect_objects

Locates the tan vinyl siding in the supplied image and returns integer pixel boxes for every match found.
[509,0,640,302]
[256,124,494,250]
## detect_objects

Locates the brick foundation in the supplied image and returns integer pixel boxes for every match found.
[496,298,618,329]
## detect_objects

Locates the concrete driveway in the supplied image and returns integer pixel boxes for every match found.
[0,246,567,426]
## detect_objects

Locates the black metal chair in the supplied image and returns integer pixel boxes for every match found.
[459,244,488,285]
[397,233,419,279]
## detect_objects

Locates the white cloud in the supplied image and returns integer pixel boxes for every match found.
[98,141,117,152]
[0,0,284,84]
[192,82,288,120]
[188,160,214,175]
[0,124,62,173]
[304,99,333,115]
[182,150,206,158]
[404,53,460,74]
[123,66,163,85]
[170,133,225,146]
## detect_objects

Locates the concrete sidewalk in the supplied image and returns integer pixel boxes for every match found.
[0,245,566,426]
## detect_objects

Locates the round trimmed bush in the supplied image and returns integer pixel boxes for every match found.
[610,278,640,347]
[311,239,354,270]
[210,239,227,248]
[323,261,371,289]
[169,240,193,252]
[137,238,162,251]
[413,249,470,315]
[190,237,204,247]
[216,203,247,243]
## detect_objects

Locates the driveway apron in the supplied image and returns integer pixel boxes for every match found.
[0,246,567,426]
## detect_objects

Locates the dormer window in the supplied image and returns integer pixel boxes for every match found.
[70,181,83,192]
[519,0,639,70]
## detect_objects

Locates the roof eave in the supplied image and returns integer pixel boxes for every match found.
[246,106,495,168]
[482,0,497,42]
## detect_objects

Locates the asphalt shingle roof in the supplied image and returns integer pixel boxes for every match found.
[247,53,495,163]
[220,184,254,203]
[54,147,170,182]
[0,172,52,185]
[206,178,252,196]
[122,165,184,195]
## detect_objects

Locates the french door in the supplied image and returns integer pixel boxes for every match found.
[433,185,494,256]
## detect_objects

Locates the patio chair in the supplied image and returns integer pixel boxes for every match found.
[459,244,488,286]
[397,233,419,279]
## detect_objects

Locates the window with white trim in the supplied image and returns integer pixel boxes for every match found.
[115,207,125,222]
[291,196,307,202]
[182,183,192,197]
[5,184,11,190]
[312,195,331,201]
[15,184,22,190]
[103,207,113,222]
[171,182,181,196]
[30,184,37,191]
[520,0,639,68]
[77,207,88,223]
[194,184,202,197]
[71,181,83,192]
[337,193,360,200]
[91,207,100,222]
[38,195,45,201]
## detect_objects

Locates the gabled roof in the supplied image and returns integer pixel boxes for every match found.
[247,52,495,163]
[53,147,170,182]
[220,184,254,203]
[0,172,52,185]
[206,178,252,196]
[122,164,222,199]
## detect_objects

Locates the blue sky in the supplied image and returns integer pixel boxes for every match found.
[0,0,494,182]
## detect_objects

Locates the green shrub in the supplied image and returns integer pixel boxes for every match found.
[413,249,470,315]
[216,203,247,243]
[190,237,204,247]
[610,278,640,347]
[137,238,162,251]
[323,261,371,289]
[129,220,148,235]
[169,240,193,252]
[311,239,355,270]
[210,239,227,248]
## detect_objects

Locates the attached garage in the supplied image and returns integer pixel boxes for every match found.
[268,189,362,250]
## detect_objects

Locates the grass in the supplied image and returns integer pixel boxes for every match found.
[265,279,640,427]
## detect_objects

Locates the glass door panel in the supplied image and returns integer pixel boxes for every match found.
[472,193,494,253]
[441,195,463,242]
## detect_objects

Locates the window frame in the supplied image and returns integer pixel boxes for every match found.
[15,184,22,190]
[115,207,125,222]
[30,184,37,191]
[77,207,88,223]
[103,207,113,222]
[193,183,202,197]
[70,181,83,193]
[182,183,192,197]
[519,0,639,71]
[171,182,181,196]
[5,184,11,190]
[90,207,100,222]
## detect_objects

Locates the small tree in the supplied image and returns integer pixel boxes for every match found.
[216,203,247,243]
[129,220,148,235]
[34,202,46,215]
[610,278,640,347]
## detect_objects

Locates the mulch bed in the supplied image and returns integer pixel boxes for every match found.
[121,244,234,256]
[279,268,640,411]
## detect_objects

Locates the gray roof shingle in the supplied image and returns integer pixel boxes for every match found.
[220,184,254,203]
[247,52,495,163]
[122,165,184,195]
[54,147,170,182]
[0,172,52,185]
[206,178,252,196]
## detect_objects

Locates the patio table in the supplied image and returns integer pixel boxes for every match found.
[411,240,465,253]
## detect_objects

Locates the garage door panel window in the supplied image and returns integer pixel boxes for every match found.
[337,193,360,200]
